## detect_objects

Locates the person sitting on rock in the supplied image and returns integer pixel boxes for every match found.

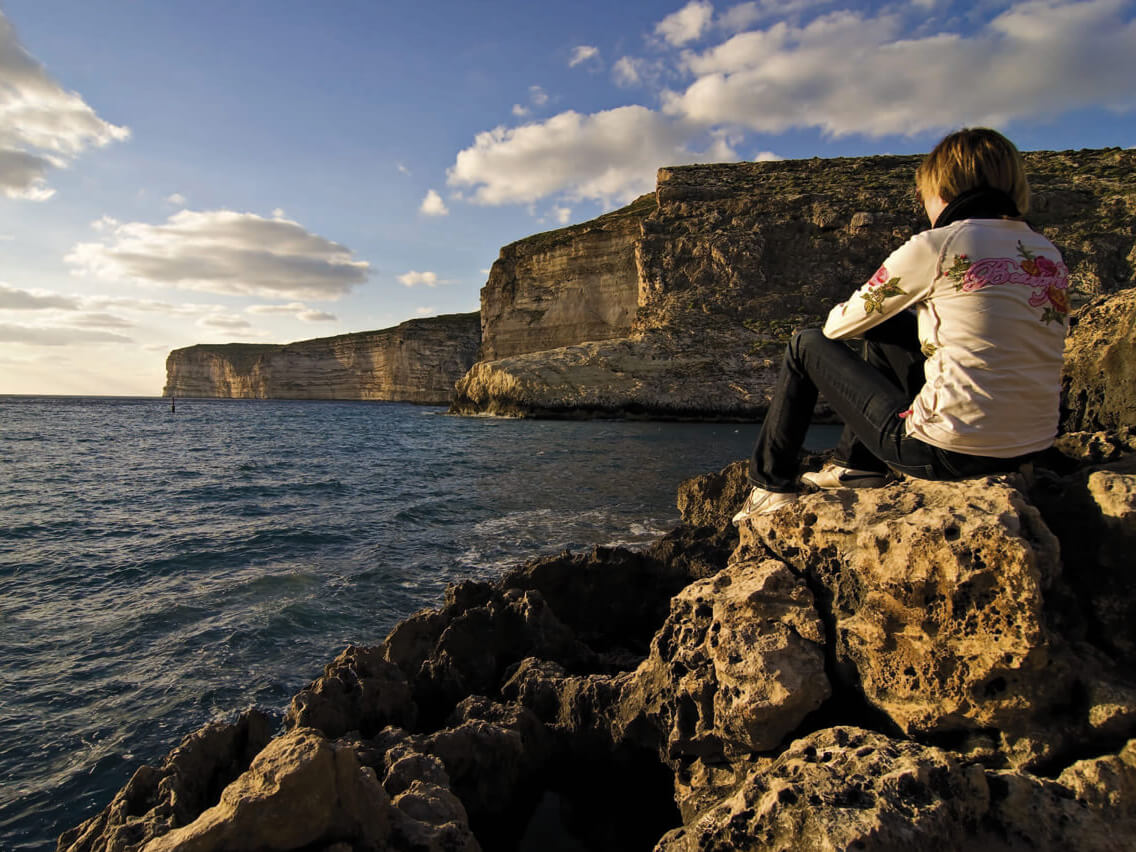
[734,127,1069,523]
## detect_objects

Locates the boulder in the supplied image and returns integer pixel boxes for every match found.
[741,474,1133,768]
[1057,739,1136,824]
[1062,287,1136,432]
[418,697,550,823]
[618,556,829,763]
[1032,453,1136,657]
[57,709,275,852]
[383,580,593,728]
[499,545,692,657]
[142,727,391,852]
[676,460,750,531]
[286,644,415,738]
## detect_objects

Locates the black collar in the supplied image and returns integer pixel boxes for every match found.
[933,187,1021,229]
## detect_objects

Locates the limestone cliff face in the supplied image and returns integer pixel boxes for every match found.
[457,148,1136,419]
[164,313,480,404]
[479,194,654,361]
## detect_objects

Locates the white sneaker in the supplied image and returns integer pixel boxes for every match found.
[801,464,891,490]
[731,486,798,524]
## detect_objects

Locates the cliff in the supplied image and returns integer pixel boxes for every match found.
[163,312,480,404]
[61,286,1136,851]
[480,194,654,361]
[454,148,1136,419]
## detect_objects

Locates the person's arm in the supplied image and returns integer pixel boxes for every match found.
[823,232,939,340]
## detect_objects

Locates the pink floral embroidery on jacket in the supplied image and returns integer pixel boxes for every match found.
[867,265,890,287]
[945,242,1069,325]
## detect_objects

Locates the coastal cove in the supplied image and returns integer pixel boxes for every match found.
[0,396,839,851]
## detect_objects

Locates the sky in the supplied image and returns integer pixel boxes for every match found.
[1,0,1133,396]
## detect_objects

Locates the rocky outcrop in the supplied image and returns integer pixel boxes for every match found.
[451,328,780,419]
[1062,286,1136,432]
[163,312,480,404]
[62,424,1136,850]
[455,148,1136,418]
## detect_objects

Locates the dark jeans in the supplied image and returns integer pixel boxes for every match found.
[748,313,1034,492]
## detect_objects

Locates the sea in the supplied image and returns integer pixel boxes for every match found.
[0,396,838,850]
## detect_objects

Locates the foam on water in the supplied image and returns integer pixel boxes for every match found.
[0,396,837,850]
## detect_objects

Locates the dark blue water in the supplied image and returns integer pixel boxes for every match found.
[0,397,838,850]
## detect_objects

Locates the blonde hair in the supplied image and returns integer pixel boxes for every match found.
[915,128,1030,214]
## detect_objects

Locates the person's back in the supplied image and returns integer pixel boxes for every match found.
[903,216,1067,456]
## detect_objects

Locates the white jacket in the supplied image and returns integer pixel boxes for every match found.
[823,218,1068,457]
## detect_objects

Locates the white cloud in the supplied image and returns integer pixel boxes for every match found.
[0,13,129,200]
[447,105,737,206]
[715,0,828,33]
[415,306,436,316]
[716,1,764,32]
[514,84,553,117]
[613,57,642,87]
[0,282,80,310]
[420,188,449,216]
[85,296,220,315]
[554,206,573,225]
[656,0,715,46]
[0,150,56,200]
[398,270,440,287]
[247,301,338,322]
[198,313,253,330]
[664,0,1136,137]
[65,209,370,300]
[569,45,600,67]
[167,192,187,206]
[612,56,665,88]
[272,207,286,219]
[397,162,411,175]
[0,322,131,345]
[754,150,783,161]
[66,312,133,329]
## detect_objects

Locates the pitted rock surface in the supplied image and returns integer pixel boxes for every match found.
[741,475,1091,767]
[620,557,828,762]
[658,726,1128,852]
[1062,287,1136,432]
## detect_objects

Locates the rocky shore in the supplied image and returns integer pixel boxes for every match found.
[61,287,1136,850]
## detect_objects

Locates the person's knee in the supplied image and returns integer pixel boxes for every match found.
[787,328,826,364]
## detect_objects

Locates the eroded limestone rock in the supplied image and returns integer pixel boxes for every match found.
[620,557,829,763]
[58,709,275,852]
[1062,287,1136,432]
[741,475,1125,767]
[143,727,391,852]
[1032,453,1136,657]
[286,644,415,738]
[659,726,1129,852]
